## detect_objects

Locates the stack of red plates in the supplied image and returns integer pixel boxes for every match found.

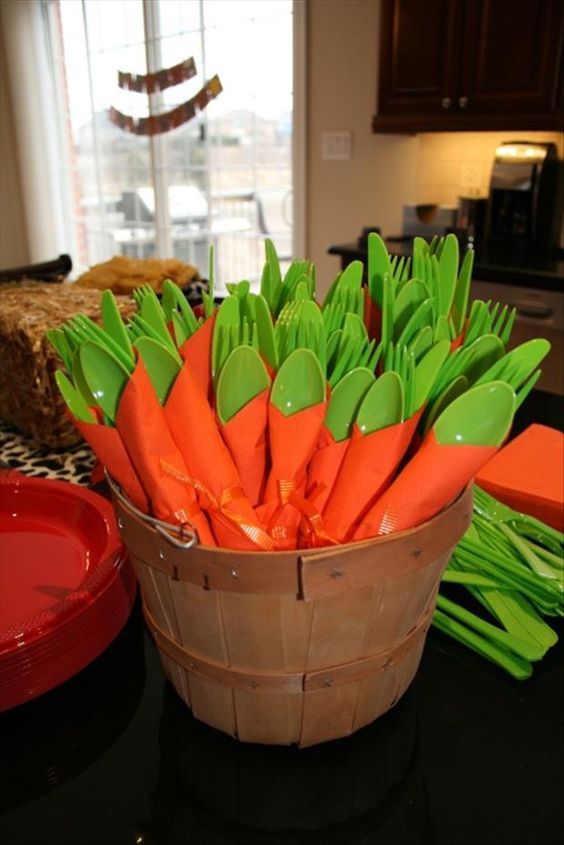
[0,471,136,711]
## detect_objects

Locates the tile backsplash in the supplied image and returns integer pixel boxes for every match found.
[415,131,563,206]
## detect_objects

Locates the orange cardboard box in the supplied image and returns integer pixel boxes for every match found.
[476,424,564,531]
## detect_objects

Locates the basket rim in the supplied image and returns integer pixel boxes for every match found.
[109,471,473,559]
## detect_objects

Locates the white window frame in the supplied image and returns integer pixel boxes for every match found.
[1,0,306,268]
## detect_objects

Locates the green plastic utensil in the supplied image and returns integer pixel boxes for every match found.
[134,337,181,405]
[474,338,551,391]
[461,334,505,384]
[433,314,451,343]
[253,293,278,369]
[101,290,134,364]
[409,325,434,361]
[212,296,241,380]
[80,341,130,424]
[396,297,435,348]
[139,293,175,351]
[437,233,459,317]
[271,348,325,417]
[413,339,450,412]
[356,371,404,434]
[421,375,468,435]
[202,244,215,319]
[46,329,73,373]
[71,347,96,406]
[434,381,515,446]
[325,367,374,442]
[392,279,430,339]
[367,231,390,308]
[162,279,199,335]
[55,370,96,424]
[451,249,474,336]
[216,346,270,425]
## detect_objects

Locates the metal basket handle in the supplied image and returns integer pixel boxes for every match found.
[105,471,198,550]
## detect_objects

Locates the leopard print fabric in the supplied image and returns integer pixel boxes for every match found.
[0,422,95,486]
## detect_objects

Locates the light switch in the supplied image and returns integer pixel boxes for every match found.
[321,131,352,160]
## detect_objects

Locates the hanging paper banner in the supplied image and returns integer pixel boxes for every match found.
[118,57,197,94]
[109,75,223,136]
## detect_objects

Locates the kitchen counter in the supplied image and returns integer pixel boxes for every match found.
[1,396,563,845]
[328,241,564,294]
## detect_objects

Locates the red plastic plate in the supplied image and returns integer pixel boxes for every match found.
[0,471,136,710]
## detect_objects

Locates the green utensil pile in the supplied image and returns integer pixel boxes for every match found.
[436,486,563,679]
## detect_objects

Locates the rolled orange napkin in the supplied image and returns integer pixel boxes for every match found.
[258,401,328,550]
[354,430,497,539]
[218,387,269,508]
[72,414,149,513]
[115,358,215,544]
[476,424,564,531]
[322,410,422,543]
[164,362,273,551]
[178,312,216,401]
[363,286,382,342]
[305,425,351,513]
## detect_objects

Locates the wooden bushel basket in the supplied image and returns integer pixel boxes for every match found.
[110,478,472,747]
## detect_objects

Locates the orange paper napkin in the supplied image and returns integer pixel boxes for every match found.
[305,425,351,513]
[178,312,216,401]
[322,410,422,542]
[354,430,497,539]
[363,286,382,343]
[219,387,269,508]
[476,424,564,531]
[115,357,215,544]
[164,362,273,550]
[258,401,328,550]
[72,414,149,513]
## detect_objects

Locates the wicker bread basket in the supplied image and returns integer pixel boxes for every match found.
[110,477,472,747]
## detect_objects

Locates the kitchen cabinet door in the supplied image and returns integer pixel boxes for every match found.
[375,0,462,122]
[459,0,563,124]
[373,0,564,132]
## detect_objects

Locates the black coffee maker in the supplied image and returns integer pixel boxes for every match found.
[484,141,561,252]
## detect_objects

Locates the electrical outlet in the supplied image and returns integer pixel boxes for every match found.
[321,131,352,160]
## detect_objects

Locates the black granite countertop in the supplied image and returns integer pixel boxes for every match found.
[328,241,564,293]
[1,395,563,845]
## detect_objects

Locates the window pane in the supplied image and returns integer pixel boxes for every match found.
[53,0,293,288]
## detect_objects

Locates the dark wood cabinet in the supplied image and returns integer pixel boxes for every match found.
[373,0,564,132]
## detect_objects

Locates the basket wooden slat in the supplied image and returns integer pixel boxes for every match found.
[114,485,472,747]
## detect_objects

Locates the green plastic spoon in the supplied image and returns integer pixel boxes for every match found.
[271,348,325,417]
[134,337,181,405]
[421,375,469,436]
[55,370,96,424]
[325,367,374,442]
[80,341,130,424]
[356,371,404,435]
[216,346,270,424]
[434,381,515,446]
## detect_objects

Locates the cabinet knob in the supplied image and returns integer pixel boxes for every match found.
[459,96,469,109]
[441,97,452,110]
